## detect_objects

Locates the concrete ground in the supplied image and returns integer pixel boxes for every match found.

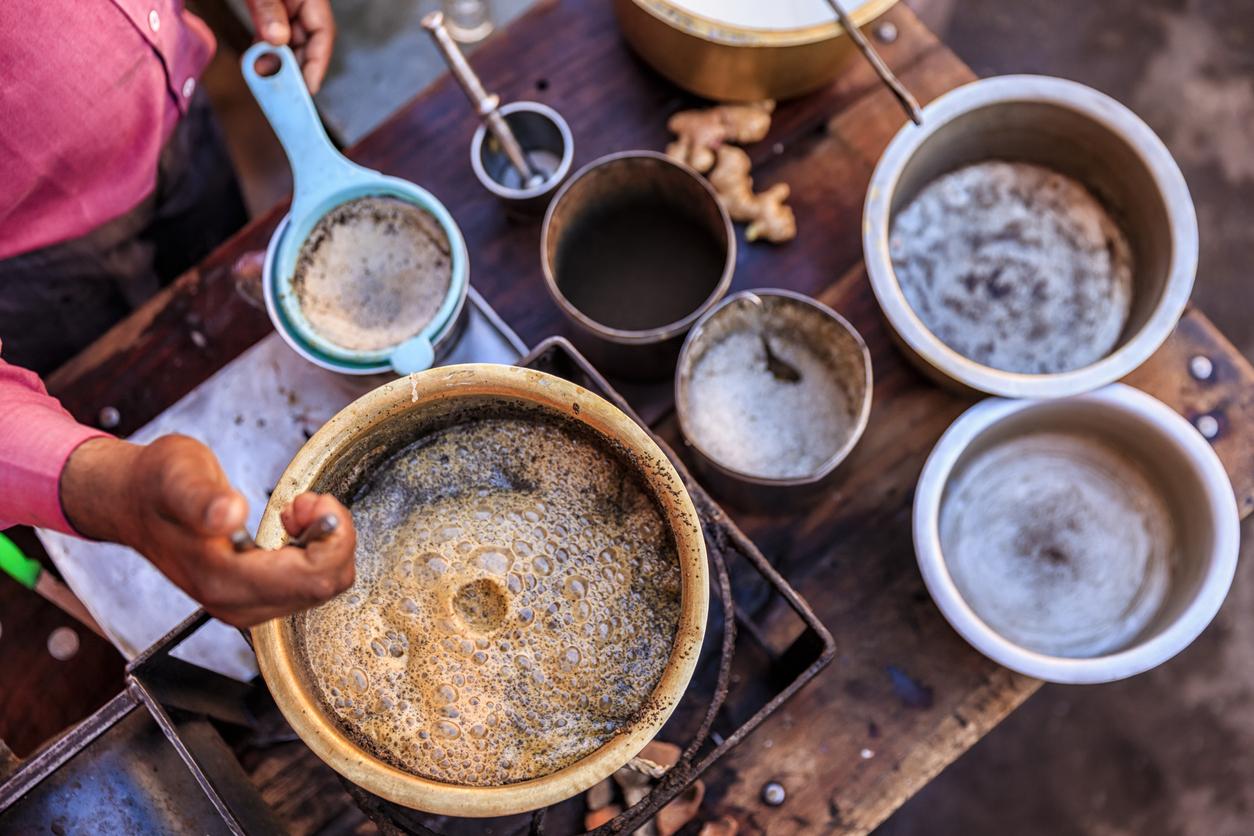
[878,2,1254,834]
[199,2,1254,835]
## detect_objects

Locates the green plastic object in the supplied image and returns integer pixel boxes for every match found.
[0,532,40,590]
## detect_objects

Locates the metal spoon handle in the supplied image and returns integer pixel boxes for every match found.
[230,528,257,552]
[291,513,340,548]
[229,513,340,553]
[421,10,538,182]
[824,0,923,126]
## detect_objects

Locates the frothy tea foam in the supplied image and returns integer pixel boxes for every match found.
[296,414,682,786]
[292,196,453,353]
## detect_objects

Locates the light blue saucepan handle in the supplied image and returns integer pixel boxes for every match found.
[389,336,436,375]
[240,43,376,223]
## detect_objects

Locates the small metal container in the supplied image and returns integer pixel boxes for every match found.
[471,101,573,214]
[541,151,735,380]
[864,75,1198,398]
[675,289,872,509]
[914,384,1238,683]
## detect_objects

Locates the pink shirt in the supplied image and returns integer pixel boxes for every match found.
[0,0,215,259]
[0,1,215,534]
[0,345,108,534]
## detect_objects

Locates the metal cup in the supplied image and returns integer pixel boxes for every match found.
[675,289,873,510]
[863,75,1198,398]
[541,151,734,380]
[471,101,573,215]
[914,384,1238,683]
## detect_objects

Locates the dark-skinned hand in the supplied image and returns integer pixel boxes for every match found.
[246,0,337,92]
[62,435,355,628]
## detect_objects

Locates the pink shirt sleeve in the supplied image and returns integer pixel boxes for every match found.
[0,345,109,535]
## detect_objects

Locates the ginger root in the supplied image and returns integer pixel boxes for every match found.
[665,100,775,173]
[666,101,795,243]
[708,146,796,244]
[746,182,796,243]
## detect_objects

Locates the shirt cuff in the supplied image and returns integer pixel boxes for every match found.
[4,419,110,536]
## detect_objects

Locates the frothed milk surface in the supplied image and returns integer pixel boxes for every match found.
[940,432,1172,657]
[889,162,1134,375]
[293,196,452,353]
[297,413,682,786]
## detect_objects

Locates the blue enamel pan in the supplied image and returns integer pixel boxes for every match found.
[242,44,468,375]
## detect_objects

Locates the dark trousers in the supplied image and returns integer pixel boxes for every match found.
[0,90,248,376]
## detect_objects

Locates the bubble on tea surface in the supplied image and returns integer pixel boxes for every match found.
[563,576,589,601]
[473,548,510,574]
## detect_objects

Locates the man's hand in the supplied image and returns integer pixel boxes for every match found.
[247,0,336,93]
[61,435,355,628]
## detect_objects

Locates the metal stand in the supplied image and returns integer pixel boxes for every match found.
[0,611,284,834]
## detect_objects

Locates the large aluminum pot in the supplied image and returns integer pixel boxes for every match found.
[863,75,1198,398]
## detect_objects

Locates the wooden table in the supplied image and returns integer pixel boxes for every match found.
[45,2,1254,833]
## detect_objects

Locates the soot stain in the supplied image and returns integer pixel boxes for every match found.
[886,665,934,710]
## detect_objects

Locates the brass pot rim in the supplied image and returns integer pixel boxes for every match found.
[627,0,901,47]
[252,364,709,817]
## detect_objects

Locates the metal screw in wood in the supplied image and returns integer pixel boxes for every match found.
[1190,355,1214,381]
[761,781,787,806]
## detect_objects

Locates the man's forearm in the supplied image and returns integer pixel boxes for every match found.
[59,437,142,542]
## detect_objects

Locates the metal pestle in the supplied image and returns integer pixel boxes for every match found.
[422,11,544,187]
